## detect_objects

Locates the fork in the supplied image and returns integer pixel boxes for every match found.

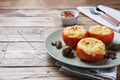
[89,8,119,27]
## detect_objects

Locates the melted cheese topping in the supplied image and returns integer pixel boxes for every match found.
[77,38,105,57]
[89,25,112,35]
[63,25,87,38]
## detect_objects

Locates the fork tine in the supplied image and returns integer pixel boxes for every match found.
[89,8,99,15]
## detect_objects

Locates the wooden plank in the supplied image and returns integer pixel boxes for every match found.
[0,0,45,9]
[117,67,120,80]
[0,9,102,27]
[0,9,59,27]
[0,67,80,80]
[0,27,59,41]
[0,0,120,10]
[0,17,55,27]
[0,50,56,66]
[0,9,58,17]
[102,0,120,9]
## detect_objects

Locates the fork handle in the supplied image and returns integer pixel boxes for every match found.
[105,13,120,26]
[100,14,118,26]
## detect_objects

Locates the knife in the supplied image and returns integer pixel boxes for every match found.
[96,7,120,26]
[89,8,118,26]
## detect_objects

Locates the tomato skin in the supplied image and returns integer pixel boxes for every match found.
[88,31,114,46]
[76,47,104,62]
[62,31,88,49]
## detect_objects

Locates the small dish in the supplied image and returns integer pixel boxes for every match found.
[59,10,79,26]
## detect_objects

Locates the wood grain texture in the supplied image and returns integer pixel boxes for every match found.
[0,0,120,80]
[0,67,81,80]
[0,0,120,10]
[0,8,119,80]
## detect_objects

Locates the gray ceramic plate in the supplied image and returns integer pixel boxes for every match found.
[44,27,120,68]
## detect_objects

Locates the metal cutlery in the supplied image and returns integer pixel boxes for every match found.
[89,8,119,27]
[96,7,120,26]
[89,8,100,15]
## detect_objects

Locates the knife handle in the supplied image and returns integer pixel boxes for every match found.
[100,14,118,27]
[105,13,120,26]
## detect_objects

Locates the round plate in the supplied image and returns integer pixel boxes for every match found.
[44,27,120,68]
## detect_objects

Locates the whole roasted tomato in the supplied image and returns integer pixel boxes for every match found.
[88,31,114,46]
[76,47,104,62]
[88,25,114,46]
[62,31,88,49]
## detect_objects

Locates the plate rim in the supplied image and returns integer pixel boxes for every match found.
[44,28,120,69]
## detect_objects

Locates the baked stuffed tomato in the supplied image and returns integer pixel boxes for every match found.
[62,25,88,48]
[76,38,106,62]
[88,25,114,46]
